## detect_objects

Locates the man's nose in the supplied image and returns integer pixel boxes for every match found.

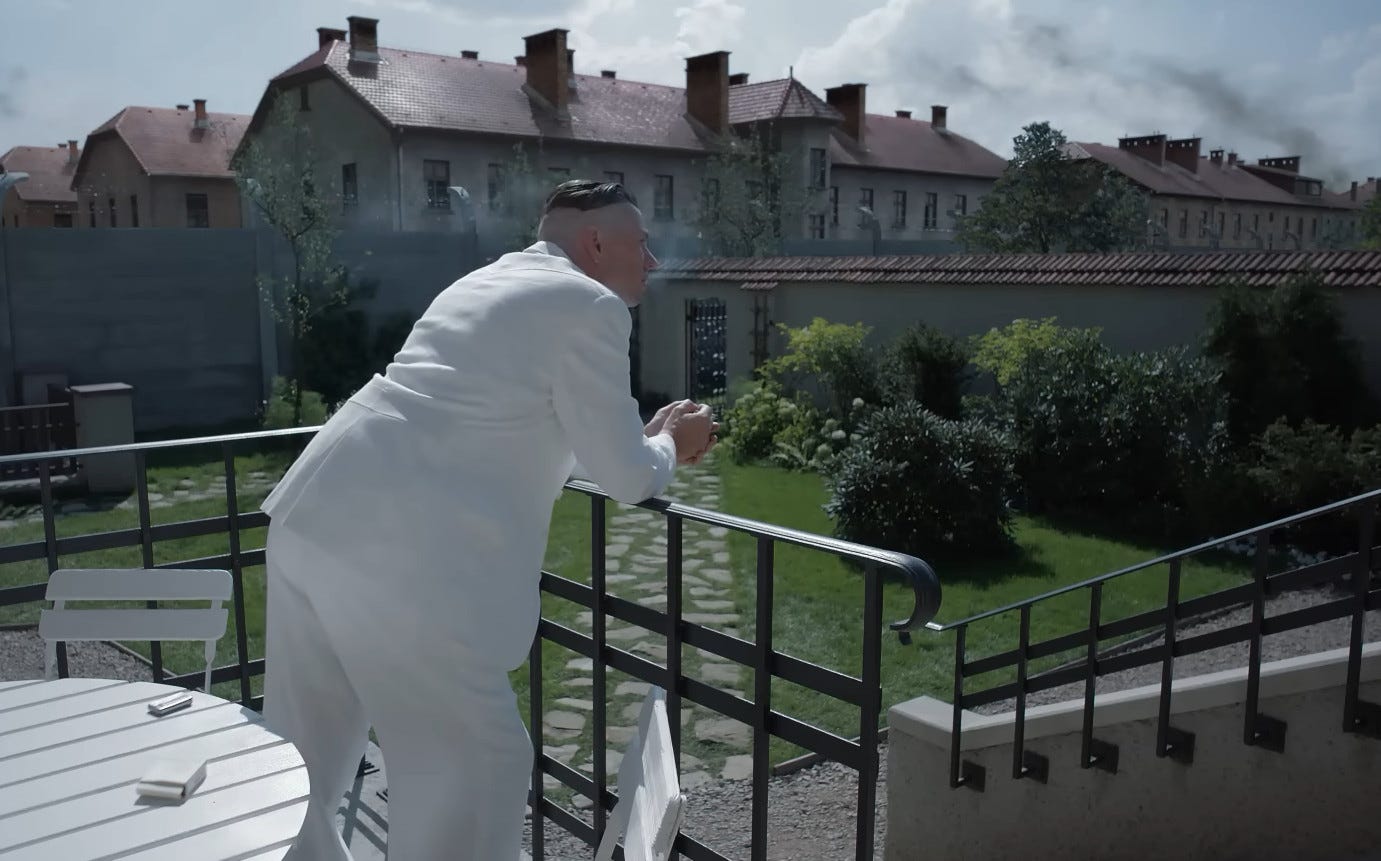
[645,249,660,271]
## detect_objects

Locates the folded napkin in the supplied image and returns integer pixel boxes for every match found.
[136,758,207,801]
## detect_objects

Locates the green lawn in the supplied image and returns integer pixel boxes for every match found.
[714,461,1251,764]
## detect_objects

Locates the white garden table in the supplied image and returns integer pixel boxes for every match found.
[0,677,308,860]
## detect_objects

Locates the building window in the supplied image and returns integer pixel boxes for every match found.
[829,186,839,226]
[54,213,73,228]
[487,164,505,210]
[808,213,826,239]
[1234,213,1242,239]
[88,198,96,228]
[1254,214,1261,232]
[1159,208,1169,228]
[892,190,908,228]
[1311,217,1318,239]
[186,193,210,228]
[858,188,873,226]
[1198,210,1209,237]
[1178,209,1188,239]
[654,174,674,221]
[424,160,450,210]
[130,195,139,228]
[923,192,938,229]
[809,148,827,189]
[108,197,117,228]
[604,170,624,185]
[1216,212,1224,238]
[341,163,358,208]
[299,86,310,111]
[1297,216,1304,236]
[704,177,720,222]
[953,194,968,219]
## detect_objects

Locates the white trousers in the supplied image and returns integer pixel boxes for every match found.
[263,525,534,860]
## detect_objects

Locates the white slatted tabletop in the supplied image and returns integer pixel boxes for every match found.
[0,678,308,860]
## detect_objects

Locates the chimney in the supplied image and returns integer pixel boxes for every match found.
[66,140,78,164]
[461,50,479,59]
[685,51,731,134]
[896,109,912,119]
[601,70,616,79]
[522,29,570,113]
[1118,134,1167,166]
[176,104,189,111]
[347,16,380,62]
[1209,148,1224,167]
[1352,181,1359,201]
[318,27,346,49]
[516,56,527,66]
[825,83,867,145]
[1166,137,1201,174]
[729,72,749,85]
[1258,156,1301,173]
[1228,151,1238,166]
[193,99,209,130]
[930,104,947,130]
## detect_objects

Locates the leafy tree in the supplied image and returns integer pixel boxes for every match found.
[1361,193,1381,250]
[958,121,1149,253]
[695,125,824,257]
[233,90,348,426]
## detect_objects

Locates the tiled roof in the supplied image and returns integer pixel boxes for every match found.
[266,43,1006,178]
[0,145,79,203]
[727,78,842,124]
[831,113,1007,178]
[274,43,709,152]
[1067,142,1354,211]
[654,249,1381,289]
[81,106,249,178]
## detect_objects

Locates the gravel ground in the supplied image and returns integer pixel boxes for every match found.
[0,626,155,683]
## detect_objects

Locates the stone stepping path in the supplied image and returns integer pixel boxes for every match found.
[542,455,751,794]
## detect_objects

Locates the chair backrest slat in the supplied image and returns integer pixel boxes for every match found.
[39,608,228,643]
[44,569,232,602]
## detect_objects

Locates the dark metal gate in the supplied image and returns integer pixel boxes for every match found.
[684,298,727,404]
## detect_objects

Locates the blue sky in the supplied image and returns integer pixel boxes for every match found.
[1,0,1377,185]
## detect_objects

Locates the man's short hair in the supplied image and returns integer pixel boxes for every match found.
[542,179,638,214]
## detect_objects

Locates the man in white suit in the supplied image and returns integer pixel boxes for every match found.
[260,180,716,860]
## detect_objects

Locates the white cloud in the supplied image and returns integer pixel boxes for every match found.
[787,0,1379,182]
[565,0,748,83]
[674,0,748,52]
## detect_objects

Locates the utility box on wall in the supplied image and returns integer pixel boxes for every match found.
[70,383,136,494]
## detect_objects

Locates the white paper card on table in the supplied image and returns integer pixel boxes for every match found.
[136,757,207,801]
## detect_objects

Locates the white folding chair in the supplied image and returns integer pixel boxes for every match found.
[39,568,232,692]
[595,686,686,861]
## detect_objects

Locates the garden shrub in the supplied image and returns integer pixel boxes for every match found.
[721,380,807,464]
[880,323,971,419]
[760,318,883,417]
[825,402,1016,559]
[997,338,1228,533]
[1204,274,1375,442]
[972,317,1103,387]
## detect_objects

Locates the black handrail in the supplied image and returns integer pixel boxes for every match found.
[929,485,1381,631]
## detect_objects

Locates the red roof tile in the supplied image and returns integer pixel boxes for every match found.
[831,113,1007,178]
[83,106,249,178]
[654,249,1381,289]
[728,79,842,124]
[1068,142,1355,211]
[0,145,79,203]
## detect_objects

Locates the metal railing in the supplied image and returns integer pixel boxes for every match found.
[925,489,1381,792]
[0,402,78,481]
[0,428,942,861]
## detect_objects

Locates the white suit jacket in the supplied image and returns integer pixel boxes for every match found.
[262,242,677,671]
